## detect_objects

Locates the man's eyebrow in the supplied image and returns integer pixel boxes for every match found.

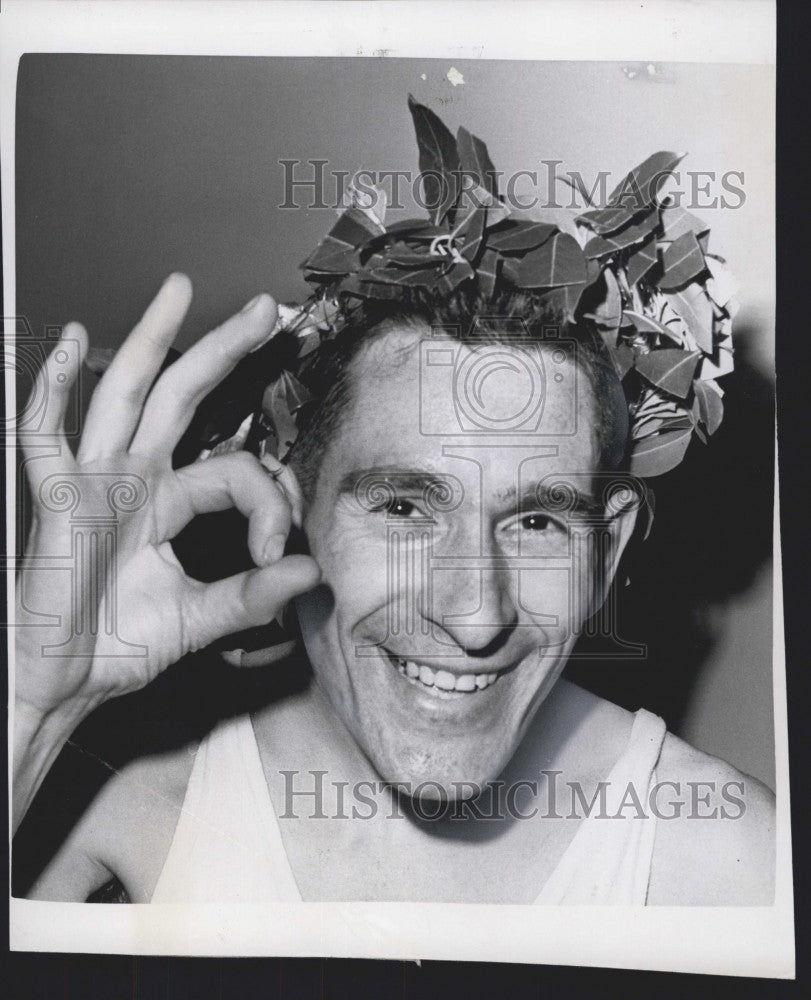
[501,482,606,518]
[337,468,444,495]
[339,469,606,517]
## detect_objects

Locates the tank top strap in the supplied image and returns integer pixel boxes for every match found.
[151,714,301,903]
[534,708,668,905]
[152,706,667,904]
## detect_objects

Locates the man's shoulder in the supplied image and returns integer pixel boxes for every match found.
[551,682,775,905]
[77,738,200,900]
[648,732,775,905]
[104,740,198,813]
[27,733,201,902]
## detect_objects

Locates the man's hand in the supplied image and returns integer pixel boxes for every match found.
[13,275,320,827]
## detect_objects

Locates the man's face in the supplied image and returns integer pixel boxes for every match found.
[296,327,628,797]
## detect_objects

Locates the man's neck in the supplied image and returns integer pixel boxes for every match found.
[251,674,633,832]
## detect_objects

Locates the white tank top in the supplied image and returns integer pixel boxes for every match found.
[151,707,667,905]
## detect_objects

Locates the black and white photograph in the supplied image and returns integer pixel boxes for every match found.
[4,0,791,978]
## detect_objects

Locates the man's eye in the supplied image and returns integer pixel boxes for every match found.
[370,497,420,518]
[521,513,551,531]
[389,499,417,517]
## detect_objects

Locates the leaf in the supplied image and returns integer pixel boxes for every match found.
[297,328,322,359]
[634,348,702,399]
[456,126,498,198]
[580,267,622,331]
[279,369,315,413]
[486,219,558,253]
[660,206,710,241]
[693,379,724,435]
[658,231,707,291]
[382,218,437,237]
[610,342,636,380]
[261,370,315,461]
[704,255,739,308]
[583,210,660,258]
[629,425,693,477]
[303,244,360,275]
[456,204,487,262]
[343,180,389,228]
[477,248,500,298]
[598,326,618,352]
[609,151,685,209]
[382,241,445,268]
[665,283,714,353]
[658,413,695,432]
[431,259,475,295]
[408,94,461,224]
[698,345,734,381]
[334,205,385,242]
[306,298,341,331]
[486,199,511,227]
[363,264,444,287]
[513,233,587,288]
[455,181,506,224]
[633,387,685,421]
[337,273,406,300]
[394,224,451,242]
[576,205,637,235]
[557,172,597,208]
[302,206,383,273]
[632,415,665,441]
[625,237,659,286]
[538,283,588,322]
[585,256,602,286]
[622,310,672,338]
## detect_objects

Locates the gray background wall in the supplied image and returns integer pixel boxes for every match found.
[14,55,775,788]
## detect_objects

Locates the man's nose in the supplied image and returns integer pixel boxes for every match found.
[428,560,519,657]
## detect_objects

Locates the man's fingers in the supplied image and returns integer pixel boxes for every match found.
[77,273,193,462]
[258,452,304,529]
[19,322,87,480]
[188,555,321,650]
[22,321,87,439]
[128,294,278,461]
[171,452,293,566]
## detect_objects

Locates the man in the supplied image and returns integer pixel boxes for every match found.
[13,273,774,905]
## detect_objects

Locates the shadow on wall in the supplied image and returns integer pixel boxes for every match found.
[568,321,774,740]
[12,324,775,895]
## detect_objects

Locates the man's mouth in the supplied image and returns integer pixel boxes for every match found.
[384,650,501,695]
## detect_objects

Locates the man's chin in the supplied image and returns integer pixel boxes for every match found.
[368,746,517,805]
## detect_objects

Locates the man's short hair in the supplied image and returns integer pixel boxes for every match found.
[288,288,630,498]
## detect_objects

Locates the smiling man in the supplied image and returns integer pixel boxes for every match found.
[13,280,773,907]
[12,100,774,907]
[290,299,629,804]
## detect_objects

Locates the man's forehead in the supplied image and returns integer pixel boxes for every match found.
[340,330,599,474]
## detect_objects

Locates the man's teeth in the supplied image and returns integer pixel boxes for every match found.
[392,657,498,692]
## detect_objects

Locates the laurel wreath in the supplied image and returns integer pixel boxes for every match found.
[110,97,738,480]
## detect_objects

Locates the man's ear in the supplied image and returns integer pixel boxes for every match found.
[590,500,639,618]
